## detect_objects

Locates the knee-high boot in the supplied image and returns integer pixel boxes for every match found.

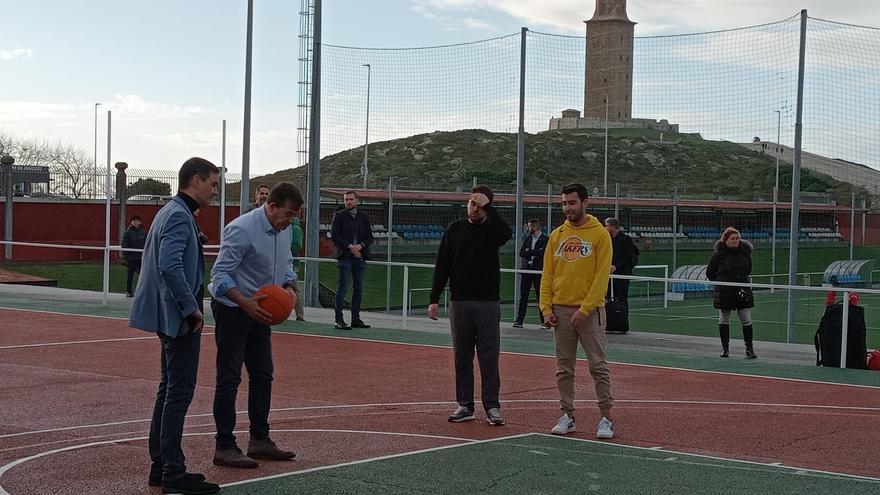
[719,324,730,358]
[743,324,757,359]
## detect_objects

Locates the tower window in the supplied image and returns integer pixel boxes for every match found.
[604,78,607,83]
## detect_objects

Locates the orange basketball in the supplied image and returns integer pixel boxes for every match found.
[256,284,294,325]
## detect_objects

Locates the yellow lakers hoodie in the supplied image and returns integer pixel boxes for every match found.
[539,215,612,317]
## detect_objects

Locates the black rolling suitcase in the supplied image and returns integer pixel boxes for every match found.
[605,280,629,334]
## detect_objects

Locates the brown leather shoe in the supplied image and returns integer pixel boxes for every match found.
[212,447,258,469]
[247,437,296,461]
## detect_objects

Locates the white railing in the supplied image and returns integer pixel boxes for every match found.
[1,240,875,368]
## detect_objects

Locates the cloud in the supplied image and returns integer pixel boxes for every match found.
[411,0,880,36]
[0,48,33,60]
[0,101,81,121]
[108,94,209,120]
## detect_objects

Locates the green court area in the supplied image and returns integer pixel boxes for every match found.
[220,433,879,494]
[625,290,880,347]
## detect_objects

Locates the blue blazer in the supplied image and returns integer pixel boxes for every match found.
[128,196,204,337]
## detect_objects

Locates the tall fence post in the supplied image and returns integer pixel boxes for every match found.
[1,155,14,260]
[220,119,227,239]
[304,0,322,308]
[102,111,112,305]
[672,186,678,273]
[513,27,528,322]
[850,192,856,260]
[386,177,395,313]
[115,162,128,244]
[840,291,850,368]
[787,9,808,343]
[614,183,619,219]
[546,183,552,231]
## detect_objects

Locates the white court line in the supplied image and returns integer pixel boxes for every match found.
[0,428,478,495]
[4,398,880,442]
[2,306,879,393]
[0,333,214,350]
[538,433,880,482]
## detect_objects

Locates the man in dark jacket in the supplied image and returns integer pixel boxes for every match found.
[604,218,638,307]
[514,218,548,328]
[122,215,147,297]
[428,185,511,426]
[330,191,374,329]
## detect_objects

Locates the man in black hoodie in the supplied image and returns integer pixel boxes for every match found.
[428,185,511,426]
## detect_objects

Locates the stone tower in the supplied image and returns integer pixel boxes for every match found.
[584,0,635,119]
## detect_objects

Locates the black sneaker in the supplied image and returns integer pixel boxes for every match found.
[334,321,352,330]
[447,406,475,422]
[161,474,219,495]
[149,472,206,487]
[351,319,371,329]
[125,292,134,298]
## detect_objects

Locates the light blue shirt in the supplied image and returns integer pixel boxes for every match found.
[209,206,295,307]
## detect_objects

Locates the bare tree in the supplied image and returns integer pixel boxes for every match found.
[0,132,98,198]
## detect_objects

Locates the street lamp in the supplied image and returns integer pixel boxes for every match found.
[94,102,101,199]
[771,109,781,292]
[603,94,608,197]
[362,63,371,189]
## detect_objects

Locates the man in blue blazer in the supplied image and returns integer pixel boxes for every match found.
[129,157,220,495]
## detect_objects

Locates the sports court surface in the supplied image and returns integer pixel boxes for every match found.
[1,286,879,494]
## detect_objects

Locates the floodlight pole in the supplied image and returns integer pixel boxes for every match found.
[240,0,254,214]
[102,110,112,305]
[220,119,227,239]
[386,176,395,313]
[304,0,322,307]
[850,192,856,260]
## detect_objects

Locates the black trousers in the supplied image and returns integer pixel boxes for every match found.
[607,278,630,307]
[126,259,141,293]
[449,300,501,412]
[516,272,543,324]
[148,329,201,481]
[211,300,274,450]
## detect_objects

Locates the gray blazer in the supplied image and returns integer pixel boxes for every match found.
[128,196,204,337]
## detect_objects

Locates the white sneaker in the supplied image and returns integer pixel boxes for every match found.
[596,417,614,439]
[551,413,576,435]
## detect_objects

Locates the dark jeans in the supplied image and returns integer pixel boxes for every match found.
[126,259,141,293]
[516,272,543,325]
[148,329,202,481]
[211,300,274,450]
[607,277,630,307]
[335,257,366,323]
[449,300,501,412]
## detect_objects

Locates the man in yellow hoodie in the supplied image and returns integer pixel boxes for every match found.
[540,183,614,439]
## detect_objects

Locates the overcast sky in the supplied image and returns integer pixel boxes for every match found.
[1,1,878,176]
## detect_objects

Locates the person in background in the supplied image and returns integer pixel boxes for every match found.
[514,218,549,329]
[429,185,511,426]
[122,214,147,297]
[247,184,270,212]
[604,217,638,308]
[330,191,374,330]
[290,216,305,321]
[128,157,221,495]
[540,183,615,440]
[706,227,757,359]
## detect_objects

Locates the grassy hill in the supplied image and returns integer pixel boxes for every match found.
[235,128,865,202]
